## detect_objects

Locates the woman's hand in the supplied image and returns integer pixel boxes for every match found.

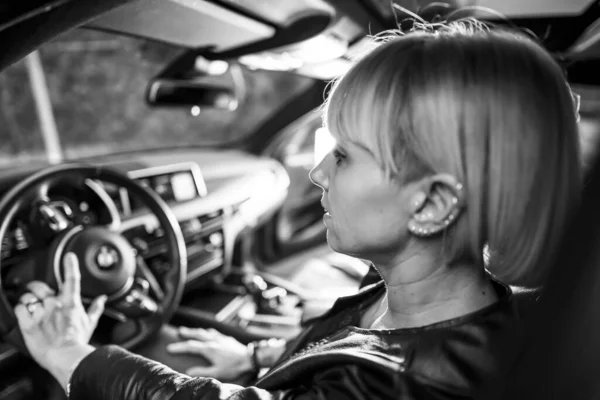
[14,252,106,389]
[167,327,254,380]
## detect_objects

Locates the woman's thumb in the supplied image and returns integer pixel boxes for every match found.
[87,295,107,326]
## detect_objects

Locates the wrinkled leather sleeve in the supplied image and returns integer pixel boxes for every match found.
[68,345,431,400]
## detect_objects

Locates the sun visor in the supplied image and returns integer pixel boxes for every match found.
[88,0,275,51]
[218,0,335,27]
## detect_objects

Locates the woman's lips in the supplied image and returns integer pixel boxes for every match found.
[321,202,331,221]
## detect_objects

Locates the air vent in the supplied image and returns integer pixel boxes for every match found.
[198,208,224,229]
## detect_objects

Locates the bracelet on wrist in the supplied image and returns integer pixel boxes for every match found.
[248,338,287,372]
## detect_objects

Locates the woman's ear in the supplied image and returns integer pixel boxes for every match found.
[407,174,465,237]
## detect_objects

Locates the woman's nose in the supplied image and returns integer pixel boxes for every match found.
[309,158,329,190]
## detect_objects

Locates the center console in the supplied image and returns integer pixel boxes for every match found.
[116,161,301,343]
[106,163,228,285]
[122,209,226,284]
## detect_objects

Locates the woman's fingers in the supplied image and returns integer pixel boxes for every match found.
[178,326,219,341]
[43,297,63,312]
[26,281,55,300]
[167,340,204,354]
[61,253,82,307]
[87,295,107,326]
[14,303,34,329]
[166,340,215,358]
[19,292,38,305]
[28,301,46,320]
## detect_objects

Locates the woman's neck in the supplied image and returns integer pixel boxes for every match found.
[369,253,498,330]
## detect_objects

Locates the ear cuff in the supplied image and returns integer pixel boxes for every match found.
[408,183,463,238]
[408,210,459,237]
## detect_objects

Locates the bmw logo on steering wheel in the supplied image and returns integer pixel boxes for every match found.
[95,245,120,270]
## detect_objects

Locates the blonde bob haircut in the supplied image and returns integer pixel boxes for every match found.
[323,20,582,287]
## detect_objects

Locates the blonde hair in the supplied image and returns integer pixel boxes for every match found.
[323,20,581,287]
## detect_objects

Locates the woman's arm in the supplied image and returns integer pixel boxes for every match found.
[68,345,422,400]
[68,345,283,400]
[164,327,288,379]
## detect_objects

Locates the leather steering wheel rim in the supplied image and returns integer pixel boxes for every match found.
[0,163,187,353]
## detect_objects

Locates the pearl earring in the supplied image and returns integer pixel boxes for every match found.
[408,222,435,237]
[409,212,459,238]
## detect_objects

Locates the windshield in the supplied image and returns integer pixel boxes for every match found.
[0,29,313,167]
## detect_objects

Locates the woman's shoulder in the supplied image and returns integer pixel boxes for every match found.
[260,308,525,399]
[393,281,529,398]
[289,279,527,397]
[345,280,526,397]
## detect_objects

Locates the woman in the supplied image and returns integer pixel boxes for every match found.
[15,20,581,399]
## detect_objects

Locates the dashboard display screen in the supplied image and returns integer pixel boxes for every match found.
[134,170,201,203]
[171,172,198,201]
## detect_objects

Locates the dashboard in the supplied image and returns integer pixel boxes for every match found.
[117,162,227,284]
[0,149,290,287]
[0,149,291,399]
[108,162,208,216]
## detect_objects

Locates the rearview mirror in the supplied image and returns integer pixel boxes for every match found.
[147,80,239,111]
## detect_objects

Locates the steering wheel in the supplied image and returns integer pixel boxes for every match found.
[0,164,187,353]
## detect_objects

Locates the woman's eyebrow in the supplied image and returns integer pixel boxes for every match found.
[331,134,375,158]
[345,140,376,158]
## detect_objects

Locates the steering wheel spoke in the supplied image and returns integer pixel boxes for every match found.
[111,280,161,319]
[84,179,122,232]
[81,296,128,322]
[135,256,166,302]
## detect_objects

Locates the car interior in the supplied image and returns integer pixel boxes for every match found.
[1,0,600,399]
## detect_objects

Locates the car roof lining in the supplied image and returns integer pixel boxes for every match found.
[365,0,597,20]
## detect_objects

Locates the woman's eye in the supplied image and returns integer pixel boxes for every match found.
[332,149,345,165]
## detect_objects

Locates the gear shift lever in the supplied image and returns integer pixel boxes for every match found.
[243,274,268,296]
[242,274,288,315]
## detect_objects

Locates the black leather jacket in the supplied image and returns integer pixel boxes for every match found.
[69,280,523,400]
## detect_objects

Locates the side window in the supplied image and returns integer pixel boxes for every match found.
[279,116,322,169]
[260,113,327,258]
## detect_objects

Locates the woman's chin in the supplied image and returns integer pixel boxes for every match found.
[324,216,350,255]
